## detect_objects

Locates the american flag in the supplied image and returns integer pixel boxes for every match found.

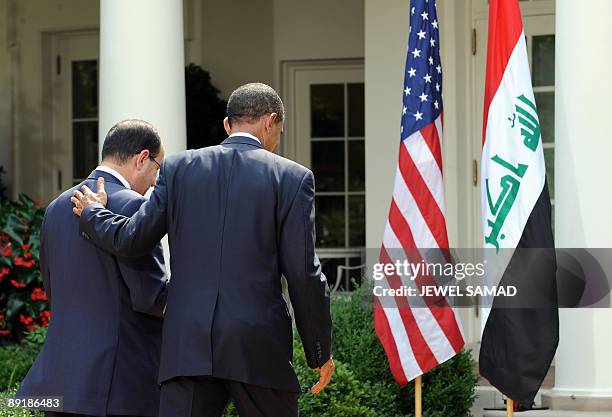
[374,0,465,385]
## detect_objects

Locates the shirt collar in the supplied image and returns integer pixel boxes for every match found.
[95,165,131,189]
[228,132,261,144]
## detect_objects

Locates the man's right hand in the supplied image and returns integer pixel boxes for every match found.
[311,357,335,394]
[71,177,108,217]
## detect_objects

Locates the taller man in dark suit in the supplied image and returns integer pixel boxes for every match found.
[71,83,334,417]
[18,120,168,417]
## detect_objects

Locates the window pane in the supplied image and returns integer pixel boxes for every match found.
[72,60,98,118]
[312,141,345,192]
[348,140,365,192]
[348,83,365,137]
[73,121,99,180]
[349,195,365,246]
[535,92,554,143]
[315,196,345,247]
[532,35,555,86]
[544,148,554,201]
[311,84,344,137]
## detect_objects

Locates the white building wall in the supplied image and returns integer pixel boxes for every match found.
[0,0,11,196]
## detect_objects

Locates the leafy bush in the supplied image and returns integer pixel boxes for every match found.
[0,328,46,392]
[225,284,477,416]
[0,194,49,343]
[185,63,227,150]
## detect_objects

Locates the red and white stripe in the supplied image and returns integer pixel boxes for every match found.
[374,115,465,385]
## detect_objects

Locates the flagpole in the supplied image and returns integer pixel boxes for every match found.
[415,376,422,417]
[506,398,514,417]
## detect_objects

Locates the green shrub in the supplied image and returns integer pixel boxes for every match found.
[0,328,45,392]
[0,387,44,417]
[0,194,48,343]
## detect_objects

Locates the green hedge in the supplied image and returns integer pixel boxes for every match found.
[2,287,477,417]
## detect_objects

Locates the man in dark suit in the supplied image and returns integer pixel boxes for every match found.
[18,120,169,417]
[71,83,335,417]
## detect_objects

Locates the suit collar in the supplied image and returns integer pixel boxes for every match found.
[87,169,126,188]
[221,135,263,149]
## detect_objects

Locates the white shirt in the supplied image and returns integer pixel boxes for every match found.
[95,165,131,189]
[228,132,261,144]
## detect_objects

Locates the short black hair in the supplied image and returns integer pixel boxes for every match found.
[101,120,162,164]
[226,83,284,127]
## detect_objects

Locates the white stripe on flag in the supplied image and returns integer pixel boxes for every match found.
[383,225,457,364]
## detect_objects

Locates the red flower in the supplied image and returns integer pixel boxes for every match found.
[39,310,51,327]
[2,243,12,258]
[21,243,31,251]
[0,330,9,336]
[26,324,40,332]
[19,314,33,325]
[31,288,48,301]
[10,279,26,288]
[24,252,33,260]
[34,200,41,207]
[0,232,8,242]
[14,257,36,268]
[0,267,9,280]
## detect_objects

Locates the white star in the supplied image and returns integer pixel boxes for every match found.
[414,111,423,121]
[434,100,439,109]
[435,83,440,91]
[419,93,428,102]
[411,48,421,58]
[428,56,434,65]
[411,6,415,15]
[432,19,438,29]
[417,30,427,40]
[408,67,417,77]
[436,65,442,74]
[421,11,429,20]
[404,86,411,96]
[424,74,432,83]
[401,125,404,133]
[430,38,436,47]
[402,106,407,115]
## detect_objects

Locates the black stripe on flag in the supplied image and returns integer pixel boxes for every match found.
[479,179,559,405]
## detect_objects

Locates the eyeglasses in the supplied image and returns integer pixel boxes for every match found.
[149,156,161,169]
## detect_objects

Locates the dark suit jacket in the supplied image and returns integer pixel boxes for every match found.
[79,136,332,393]
[18,170,168,417]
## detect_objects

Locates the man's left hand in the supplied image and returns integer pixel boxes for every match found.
[71,177,108,217]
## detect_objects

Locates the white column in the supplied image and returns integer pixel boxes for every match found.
[554,0,612,398]
[99,0,187,156]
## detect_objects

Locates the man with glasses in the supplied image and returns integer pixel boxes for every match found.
[18,119,168,417]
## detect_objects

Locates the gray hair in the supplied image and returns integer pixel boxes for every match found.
[226,83,285,127]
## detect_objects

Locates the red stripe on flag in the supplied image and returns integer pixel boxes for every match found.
[419,123,443,174]
[482,0,524,145]
[374,296,409,386]
[398,144,449,248]
[388,201,465,353]
[380,246,439,373]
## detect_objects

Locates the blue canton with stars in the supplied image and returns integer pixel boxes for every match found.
[401,0,443,141]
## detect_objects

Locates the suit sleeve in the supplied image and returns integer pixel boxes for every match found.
[279,170,332,369]
[115,198,168,318]
[79,161,170,257]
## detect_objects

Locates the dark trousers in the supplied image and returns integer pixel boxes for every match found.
[45,413,140,417]
[159,376,299,417]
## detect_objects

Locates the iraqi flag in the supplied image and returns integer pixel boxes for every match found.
[479,0,558,406]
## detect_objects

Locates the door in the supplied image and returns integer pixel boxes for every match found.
[52,31,99,193]
[284,61,365,292]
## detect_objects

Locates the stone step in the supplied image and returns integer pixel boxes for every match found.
[483,410,612,417]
